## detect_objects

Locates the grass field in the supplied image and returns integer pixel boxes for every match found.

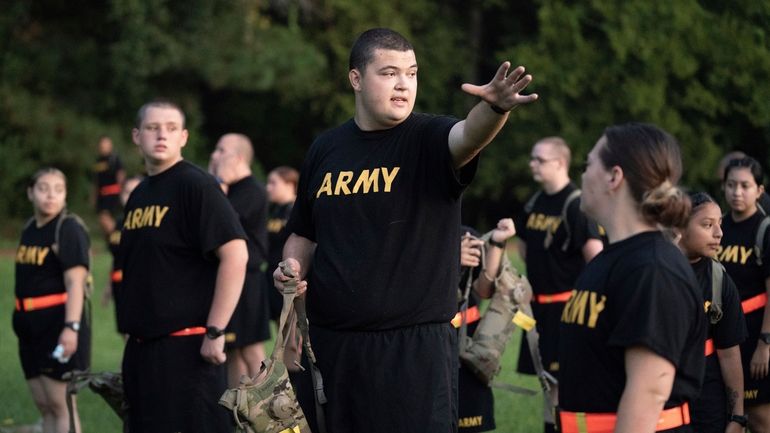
[0,247,543,432]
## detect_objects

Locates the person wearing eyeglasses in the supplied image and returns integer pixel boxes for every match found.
[515,136,604,433]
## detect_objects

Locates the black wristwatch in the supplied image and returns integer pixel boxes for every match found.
[205,326,225,340]
[729,414,748,427]
[759,333,770,344]
[64,321,80,332]
[488,238,507,249]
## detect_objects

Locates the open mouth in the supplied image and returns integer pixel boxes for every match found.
[391,97,408,104]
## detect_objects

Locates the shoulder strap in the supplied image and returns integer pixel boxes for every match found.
[523,191,541,214]
[709,258,725,324]
[756,216,770,266]
[52,210,89,256]
[543,189,582,251]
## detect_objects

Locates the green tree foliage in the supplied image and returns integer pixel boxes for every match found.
[1,0,769,230]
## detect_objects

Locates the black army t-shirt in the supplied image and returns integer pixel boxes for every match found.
[15,214,90,299]
[267,202,293,271]
[228,176,268,271]
[94,153,124,190]
[516,183,601,296]
[559,231,705,412]
[117,160,246,338]
[287,113,476,331]
[719,212,770,302]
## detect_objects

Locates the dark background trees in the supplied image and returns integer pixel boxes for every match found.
[2,0,769,234]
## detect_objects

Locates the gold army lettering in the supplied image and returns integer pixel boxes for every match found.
[316,167,400,198]
[123,205,170,230]
[267,218,285,233]
[561,290,607,328]
[715,245,753,265]
[16,245,50,266]
[458,416,483,428]
[526,212,562,234]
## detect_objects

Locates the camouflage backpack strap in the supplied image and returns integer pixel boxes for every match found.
[543,189,581,251]
[708,258,725,324]
[458,232,483,355]
[295,297,328,433]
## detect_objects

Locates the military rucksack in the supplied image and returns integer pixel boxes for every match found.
[707,258,725,325]
[754,205,770,266]
[457,231,558,423]
[219,262,320,433]
[523,189,582,252]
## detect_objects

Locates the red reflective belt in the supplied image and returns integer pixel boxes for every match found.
[15,292,68,312]
[537,290,573,304]
[451,306,481,328]
[742,293,768,314]
[705,338,715,356]
[169,327,206,337]
[111,270,123,283]
[559,402,690,433]
[100,183,121,196]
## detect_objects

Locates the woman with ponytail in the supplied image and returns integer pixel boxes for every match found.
[557,123,706,433]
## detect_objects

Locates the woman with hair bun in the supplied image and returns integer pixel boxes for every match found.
[720,156,770,432]
[557,123,706,433]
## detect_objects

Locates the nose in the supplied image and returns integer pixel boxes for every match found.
[714,224,723,239]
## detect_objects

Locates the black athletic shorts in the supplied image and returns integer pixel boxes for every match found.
[458,362,495,432]
[517,301,562,377]
[742,311,770,406]
[122,334,232,433]
[13,305,91,380]
[690,356,728,433]
[226,273,271,348]
[298,322,458,433]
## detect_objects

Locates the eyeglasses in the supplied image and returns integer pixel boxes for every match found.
[530,156,558,164]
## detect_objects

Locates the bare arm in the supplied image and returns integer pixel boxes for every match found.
[200,238,248,364]
[615,346,676,433]
[750,276,770,379]
[59,265,87,358]
[448,62,538,169]
[475,218,517,299]
[717,345,745,432]
[582,238,604,263]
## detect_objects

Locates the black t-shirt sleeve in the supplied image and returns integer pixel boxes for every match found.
[565,197,601,253]
[58,218,90,271]
[115,155,124,172]
[287,142,318,242]
[761,220,770,279]
[714,271,749,349]
[422,115,474,200]
[607,266,697,367]
[197,183,247,256]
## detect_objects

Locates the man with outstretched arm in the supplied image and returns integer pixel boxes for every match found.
[274,28,537,433]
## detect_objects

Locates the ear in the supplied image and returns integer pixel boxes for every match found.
[349,68,362,92]
[607,166,624,191]
[131,128,140,146]
[180,129,189,148]
[759,183,766,196]
[27,187,34,202]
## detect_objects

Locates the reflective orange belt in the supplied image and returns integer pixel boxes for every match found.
[742,293,768,314]
[15,292,68,312]
[451,306,481,328]
[537,290,573,304]
[705,338,715,356]
[100,183,121,196]
[111,270,123,283]
[169,327,206,337]
[559,402,690,433]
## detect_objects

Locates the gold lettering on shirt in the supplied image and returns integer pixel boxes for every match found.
[561,290,606,329]
[315,167,401,198]
[746,389,759,400]
[267,218,286,233]
[109,230,121,246]
[717,245,752,264]
[123,205,170,230]
[15,245,51,266]
[526,213,562,233]
[458,416,483,428]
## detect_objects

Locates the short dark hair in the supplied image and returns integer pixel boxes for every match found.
[29,167,66,189]
[349,28,414,72]
[269,166,299,192]
[135,99,186,128]
[724,156,764,187]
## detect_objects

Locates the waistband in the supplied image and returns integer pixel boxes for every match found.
[169,326,206,337]
[99,183,121,196]
[451,306,481,328]
[15,292,68,312]
[742,292,767,314]
[537,290,573,304]
[705,338,714,357]
[559,402,690,433]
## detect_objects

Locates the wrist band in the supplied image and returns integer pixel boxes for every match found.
[488,239,506,249]
[490,104,509,115]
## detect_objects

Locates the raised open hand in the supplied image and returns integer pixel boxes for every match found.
[461,62,538,112]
